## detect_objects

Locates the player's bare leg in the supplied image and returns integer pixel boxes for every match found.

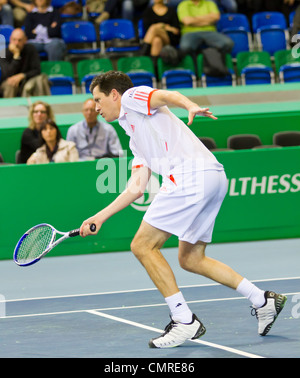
[178,240,243,289]
[131,221,206,348]
[178,240,287,337]
[130,220,177,298]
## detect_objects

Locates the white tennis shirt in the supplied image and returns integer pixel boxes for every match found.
[118,86,223,186]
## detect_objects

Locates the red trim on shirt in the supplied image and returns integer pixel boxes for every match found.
[147,89,158,115]
[132,164,144,169]
[168,174,177,186]
[134,91,149,102]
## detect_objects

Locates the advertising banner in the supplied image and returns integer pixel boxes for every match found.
[0,147,299,260]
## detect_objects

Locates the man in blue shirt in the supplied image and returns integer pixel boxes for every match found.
[66,98,123,160]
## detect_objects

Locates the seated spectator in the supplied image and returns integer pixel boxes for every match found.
[19,100,55,163]
[66,98,123,160]
[27,119,79,164]
[177,0,234,56]
[24,0,66,61]
[140,0,181,57]
[0,28,50,98]
[10,0,34,27]
[0,0,14,26]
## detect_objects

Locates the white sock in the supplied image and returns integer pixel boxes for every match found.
[165,291,193,323]
[236,278,266,308]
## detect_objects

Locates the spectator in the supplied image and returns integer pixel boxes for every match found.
[10,0,34,27]
[0,28,50,98]
[177,0,234,56]
[27,119,79,164]
[19,100,55,164]
[24,0,66,61]
[66,98,123,161]
[0,0,14,26]
[140,0,181,57]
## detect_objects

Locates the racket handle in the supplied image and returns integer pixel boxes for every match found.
[69,229,80,237]
[90,223,96,232]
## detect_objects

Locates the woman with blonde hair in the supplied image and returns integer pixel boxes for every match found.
[19,100,55,163]
[27,119,79,164]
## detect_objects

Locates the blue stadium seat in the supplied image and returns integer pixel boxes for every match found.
[76,58,114,93]
[222,28,252,57]
[274,49,300,83]
[252,11,287,32]
[236,51,275,85]
[61,21,100,55]
[218,13,251,32]
[127,72,157,87]
[157,55,197,89]
[252,12,288,55]
[0,25,14,46]
[99,19,140,54]
[41,60,76,94]
[48,77,76,95]
[137,19,146,40]
[161,69,197,89]
[117,55,157,87]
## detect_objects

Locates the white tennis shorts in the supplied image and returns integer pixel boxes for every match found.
[143,169,228,244]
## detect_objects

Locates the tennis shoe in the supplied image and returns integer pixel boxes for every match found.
[149,314,206,348]
[251,291,287,336]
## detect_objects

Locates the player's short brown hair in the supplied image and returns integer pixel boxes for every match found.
[89,71,134,96]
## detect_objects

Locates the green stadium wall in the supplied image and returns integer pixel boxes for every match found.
[1,147,300,261]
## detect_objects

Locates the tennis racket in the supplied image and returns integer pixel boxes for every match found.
[13,223,96,267]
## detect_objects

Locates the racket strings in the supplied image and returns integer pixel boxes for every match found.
[16,226,54,264]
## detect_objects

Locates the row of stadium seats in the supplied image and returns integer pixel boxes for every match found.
[1,131,300,165]
[40,49,300,95]
[0,11,299,59]
[200,131,300,152]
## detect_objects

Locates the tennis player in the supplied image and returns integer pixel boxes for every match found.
[80,71,287,348]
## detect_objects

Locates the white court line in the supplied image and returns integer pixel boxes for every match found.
[5,276,300,303]
[1,291,298,319]
[87,309,265,359]
[2,292,297,358]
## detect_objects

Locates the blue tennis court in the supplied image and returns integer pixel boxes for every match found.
[0,237,299,359]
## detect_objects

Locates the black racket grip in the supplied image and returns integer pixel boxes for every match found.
[69,228,80,237]
[69,224,96,237]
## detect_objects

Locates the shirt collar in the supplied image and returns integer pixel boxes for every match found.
[32,6,53,12]
[118,105,126,121]
[83,119,100,131]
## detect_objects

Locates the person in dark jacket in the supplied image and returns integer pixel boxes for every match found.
[140,0,181,57]
[24,0,66,61]
[19,100,55,163]
[0,28,49,97]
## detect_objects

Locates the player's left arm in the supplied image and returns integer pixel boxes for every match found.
[80,166,151,237]
[149,89,217,125]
